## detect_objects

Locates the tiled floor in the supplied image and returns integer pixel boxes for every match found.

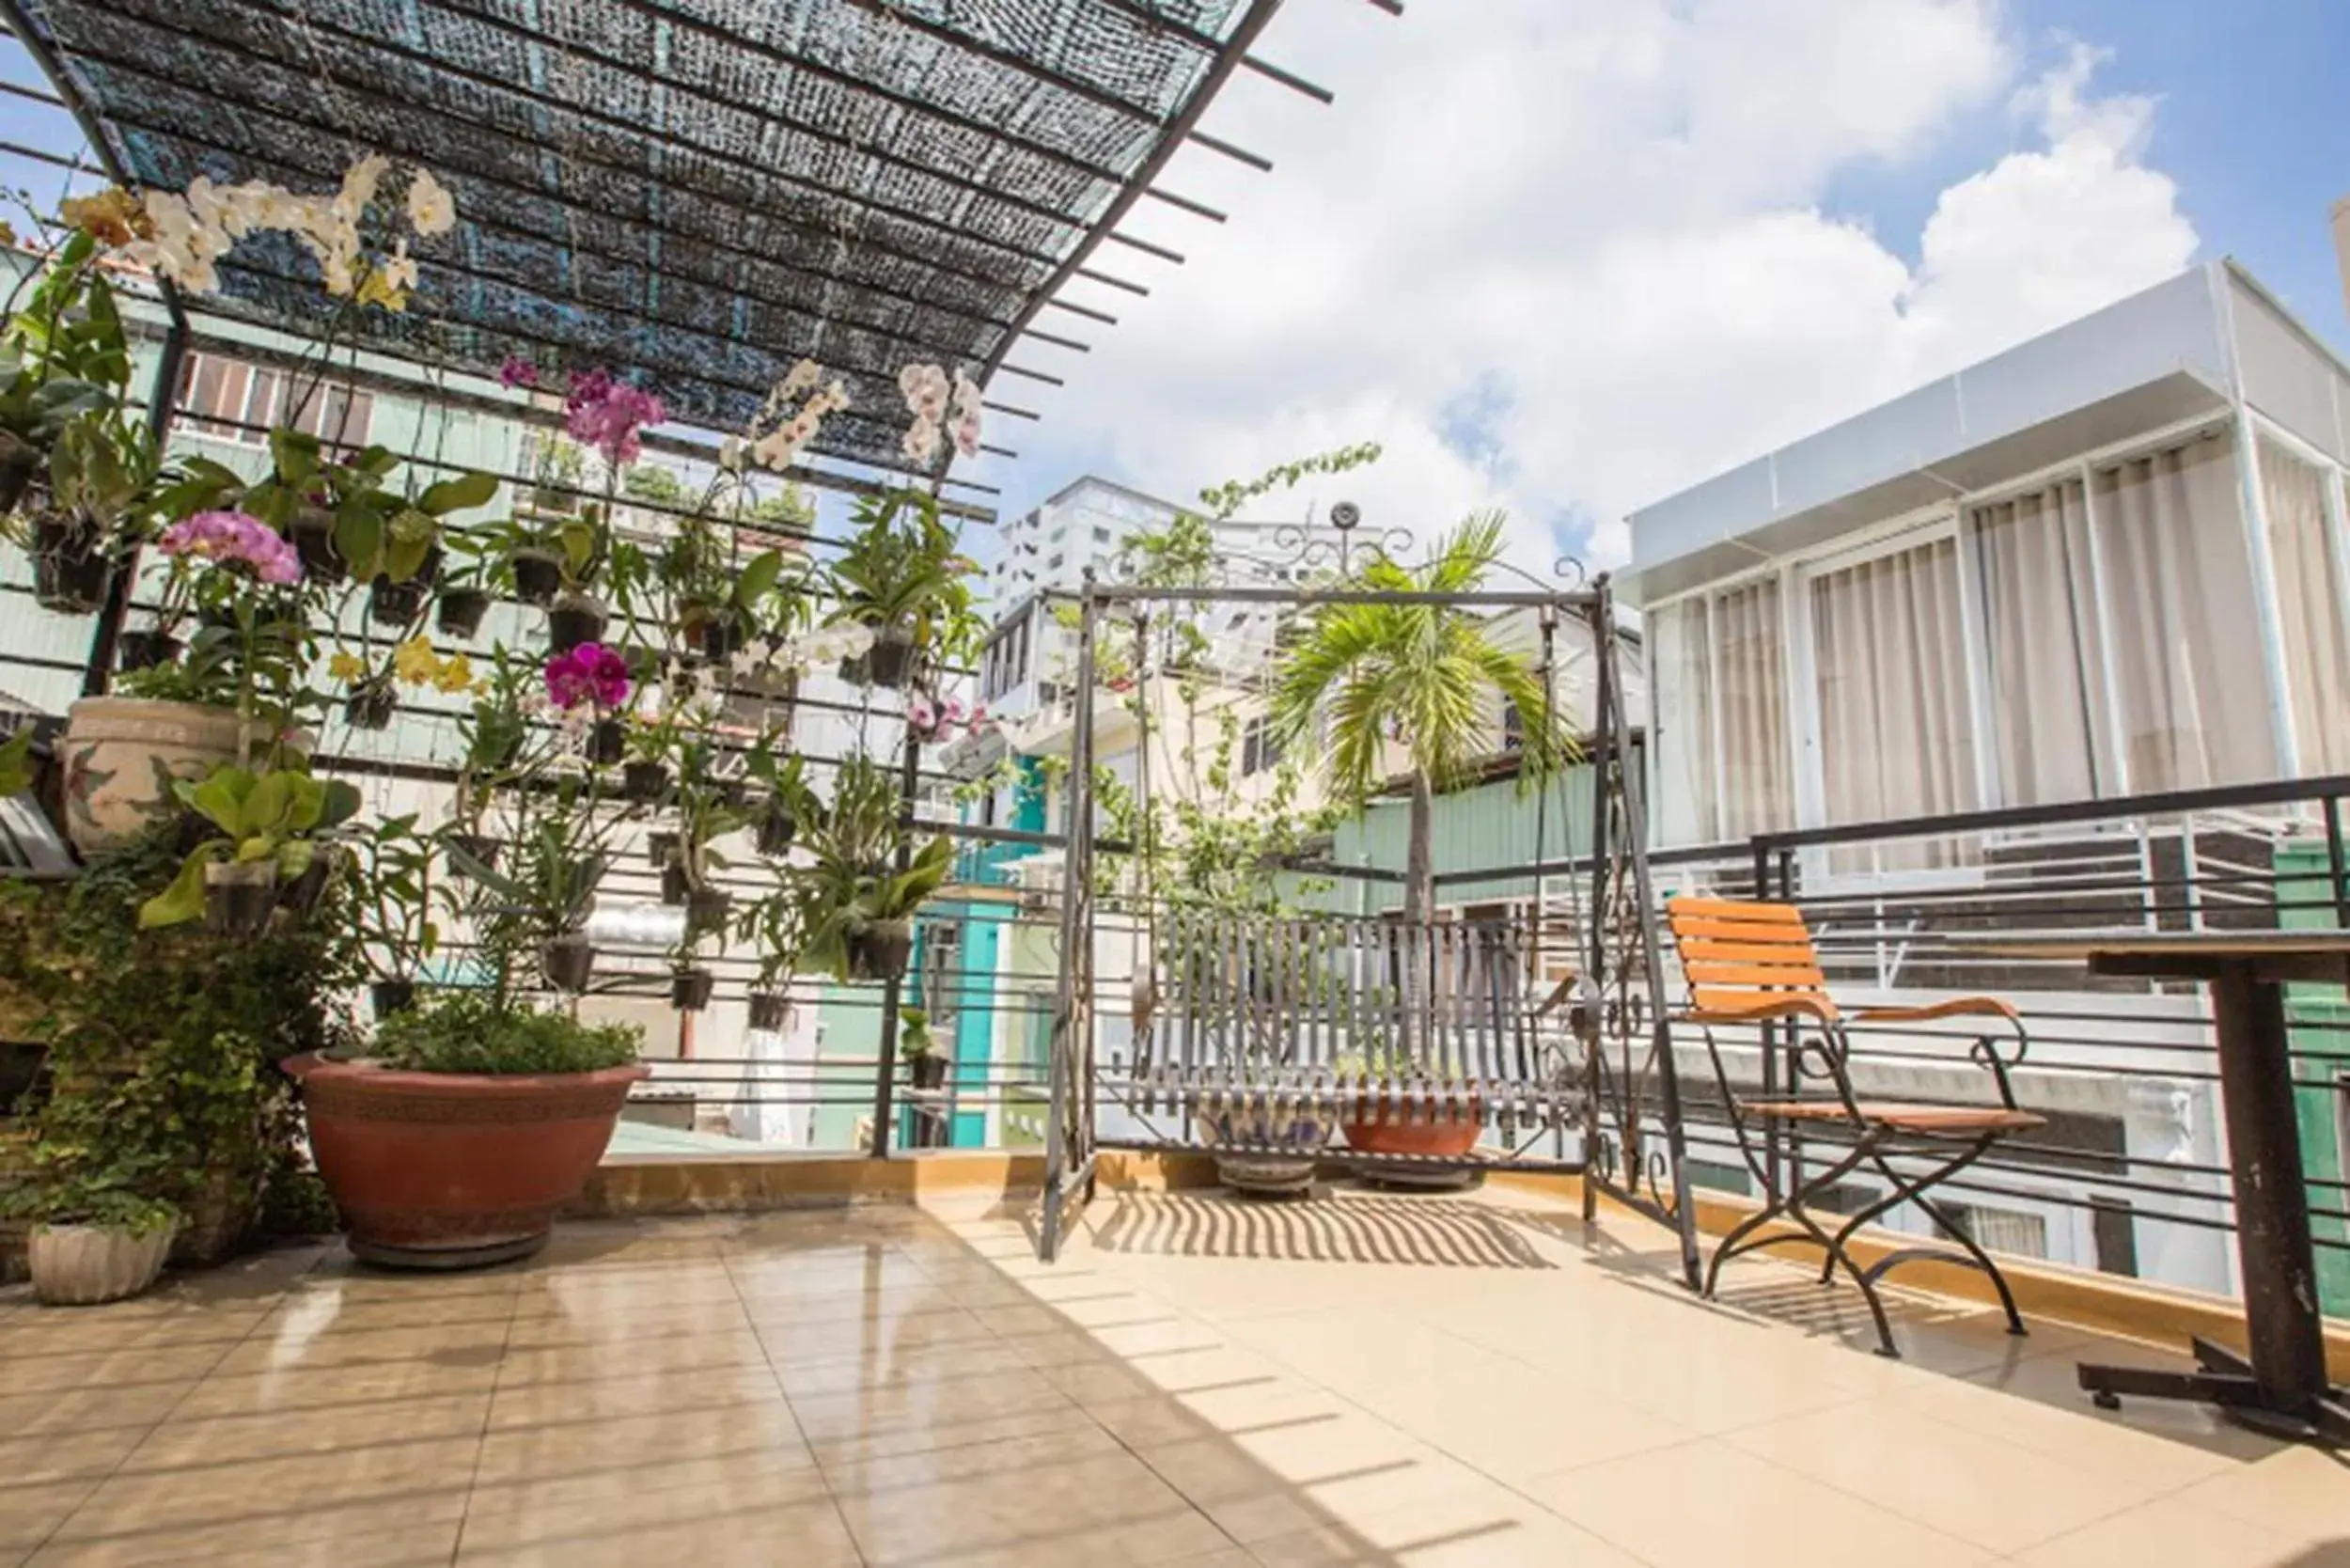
[3,1182,2347,1566]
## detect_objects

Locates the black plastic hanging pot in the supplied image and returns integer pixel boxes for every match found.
[588,716,626,766]
[755,801,797,856]
[747,990,789,1032]
[368,573,428,626]
[510,548,562,607]
[547,593,607,655]
[370,979,416,1016]
[277,850,336,917]
[345,685,397,730]
[540,934,594,993]
[848,918,912,982]
[204,862,277,937]
[32,518,111,615]
[117,629,182,672]
[866,626,916,689]
[0,441,41,514]
[436,586,493,639]
[622,760,669,804]
[659,860,691,905]
[648,829,680,869]
[290,510,347,585]
[670,967,714,1011]
[445,832,500,877]
[699,615,745,664]
[837,652,870,686]
[908,1053,948,1091]
[686,887,732,933]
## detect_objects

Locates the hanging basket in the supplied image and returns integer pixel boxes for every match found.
[748,990,791,1031]
[510,548,562,607]
[290,510,346,584]
[847,918,912,981]
[866,626,916,688]
[622,760,669,804]
[546,593,607,655]
[669,967,714,1011]
[117,629,182,672]
[436,587,493,639]
[540,934,594,992]
[204,860,278,937]
[32,518,112,614]
[755,800,797,856]
[345,685,398,730]
[588,716,625,765]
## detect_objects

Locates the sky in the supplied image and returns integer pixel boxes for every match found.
[945,0,2350,574]
[2,3,2343,581]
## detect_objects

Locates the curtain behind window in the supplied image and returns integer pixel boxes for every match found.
[2260,438,2350,776]
[1973,479,2112,806]
[1649,599,1716,845]
[2095,436,2274,790]
[1714,578,1792,838]
[1810,537,1979,835]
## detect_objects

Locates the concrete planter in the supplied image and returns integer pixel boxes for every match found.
[60,698,278,855]
[1194,1094,1335,1197]
[28,1223,173,1306]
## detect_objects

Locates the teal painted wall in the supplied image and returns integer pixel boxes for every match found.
[2275,842,2350,1314]
[1328,764,1601,912]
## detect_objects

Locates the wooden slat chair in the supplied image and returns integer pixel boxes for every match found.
[1665,895,2044,1357]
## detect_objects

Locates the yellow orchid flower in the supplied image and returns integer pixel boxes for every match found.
[392,635,440,686]
[327,651,368,684]
[433,652,476,693]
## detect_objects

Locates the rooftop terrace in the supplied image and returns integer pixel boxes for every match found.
[5,1182,2343,1567]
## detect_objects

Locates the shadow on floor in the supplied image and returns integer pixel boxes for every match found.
[1087,1187,1558,1269]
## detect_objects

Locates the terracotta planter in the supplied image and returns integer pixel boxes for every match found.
[61,698,281,855]
[288,1054,646,1268]
[1341,1096,1485,1188]
[29,1223,173,1306]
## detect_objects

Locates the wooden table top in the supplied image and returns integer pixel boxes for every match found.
[1951,929,2350,982]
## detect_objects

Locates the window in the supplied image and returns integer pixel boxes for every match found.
[1972,478,2114,805]
[2094,433,2273,790]
[1809,535,1980,835]
[178,352,372,450]
[2091,1196,2138,1278]
[1650,580,1793,845]
[1241,714,1283,776]
[1500,699,1524,753]
[2260,437,2350,776]
[1092,526,1111,544]
[1935,1200,2048,1260]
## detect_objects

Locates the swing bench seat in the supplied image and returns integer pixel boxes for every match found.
[1666,896,2044,1358]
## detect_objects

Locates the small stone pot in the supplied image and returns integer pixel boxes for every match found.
[546,593,606,655]
[371,979,417,1017]
[205,859,278,937]
[290,510,346,584]
[622,760,669,804]
[436,587,493,640]
[670,967,714,1011]
[28,1223,174,1306]
[588,716,626,766]
[540,935,595,993]
[848,918,913,982]
[866,626,916,689]
[117,629,182,672]
[346,685,398,730]
[755,801,797,856]
[747,990,790,1032]
[510,548,562,607]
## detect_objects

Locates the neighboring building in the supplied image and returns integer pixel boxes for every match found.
[1621,259,2350,1300]
[987,475,1181,604]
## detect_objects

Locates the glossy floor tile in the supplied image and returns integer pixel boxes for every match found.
[1,1187,2345,1565]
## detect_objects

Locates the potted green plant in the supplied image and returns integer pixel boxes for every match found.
[794,757,953,982]
[3,1178,180,1306]
[136,762,361,936]
[744,730,813,855]
[285,990,644,1269]
[444,766,617,996]
[352,814,437,1016]
[9,413,164,614]
[326,463,496,627]
[822,489,981,689]
[545,506,613,653]
[737,888,804,1032]
[899,1007,947,1090]
[0,225,133,522]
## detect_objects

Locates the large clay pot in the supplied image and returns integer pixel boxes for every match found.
[29,1222,173,1306]
[286,1054,648,1269]
[1341,1094,1485,1189]
[60,698,277,855]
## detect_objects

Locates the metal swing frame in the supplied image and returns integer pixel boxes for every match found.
[1032,558,1703,1286]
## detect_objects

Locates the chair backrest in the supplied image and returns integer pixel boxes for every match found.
[1663,896,1839,1023]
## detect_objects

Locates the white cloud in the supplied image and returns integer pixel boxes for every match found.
[964,2,2199,576]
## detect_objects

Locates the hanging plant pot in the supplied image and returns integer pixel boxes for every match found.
[755,800,797,856]
[32,517,112,615]
[370,979,417,1017]
[117,629,182,672]
[290,510,347,584]
[540,934,595,992]
[866,625,916,689]
[622,760,669,804]
[848,917,913,981]
[436,586,493,640]
[659,860,691,905]
[669,967,714,1011]
[204,859,278,937]
[699,615,745,664]
[277,848,337,917]
[748,990,790,1032]
[345,684,398,730]
[907,1052,948,1091]
[686,887,732,934]
[0,434,43,515]
[837,652,870,686]
[510,548,563,607]
[588,715,625,765]
[368,572,430,626]
[546,592,607,655]
[647,829,680,869]
[446,832,500,877]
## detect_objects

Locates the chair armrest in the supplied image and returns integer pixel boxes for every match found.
[1684,996,1841,1027]
[1852,997,2018,1024]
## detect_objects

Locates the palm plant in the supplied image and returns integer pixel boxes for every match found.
[1268,511,1573,925]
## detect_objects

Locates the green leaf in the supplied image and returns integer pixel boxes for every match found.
[416,469,498,516]
[243,770,294,837]
[270,427,321,490]
[275,839,316,880]
[733,548,784,613]
[184,766,253,838]
[317,780,363,830]
[137,844,223,929]
[335,507,384,577]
